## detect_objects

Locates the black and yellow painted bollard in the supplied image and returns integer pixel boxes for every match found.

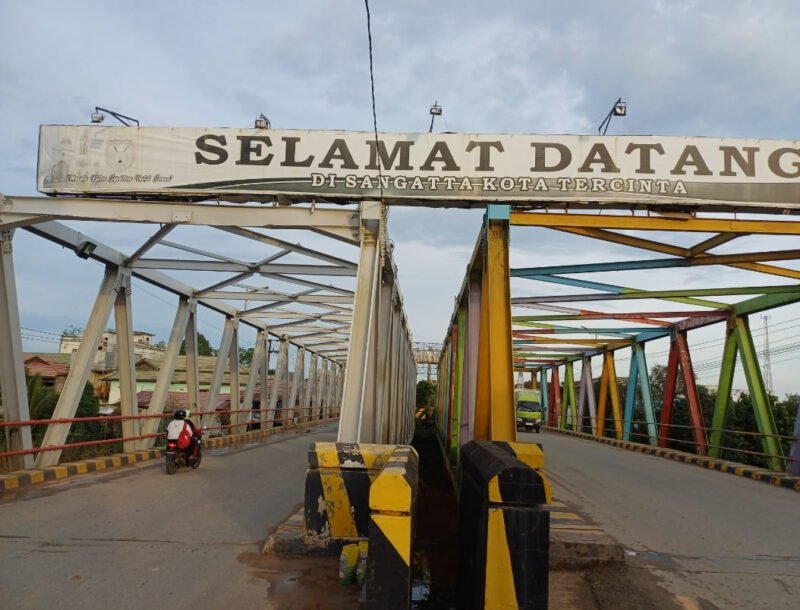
[366,446,419,609]
[458,440,551,609]
[305,442,397,542]
[304,441,420,606]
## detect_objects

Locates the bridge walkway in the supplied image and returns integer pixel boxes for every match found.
[529,430,800,610]
[0,424,342,610]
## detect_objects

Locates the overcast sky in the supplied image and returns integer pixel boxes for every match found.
[2,0,800,396]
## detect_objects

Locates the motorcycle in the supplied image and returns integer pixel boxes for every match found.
[165,428,203,475]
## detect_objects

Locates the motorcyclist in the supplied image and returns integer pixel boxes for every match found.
[166,409,200,458]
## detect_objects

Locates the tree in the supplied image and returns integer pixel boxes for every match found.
[239,347,255,367]
[62,325,83,337]
[179,332,216,357]
[416,380,437,408]
[28,373,98,447]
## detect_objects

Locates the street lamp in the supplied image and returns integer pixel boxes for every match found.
[598,98,626,135]
[429,101,442,133]
[90,107,139,127]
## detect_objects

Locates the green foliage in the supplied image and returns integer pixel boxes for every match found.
[416,380,437,408]
[28,374,98,448]
[179,332,217,357]
[648,364,795,468]
[62,325,83,337]
[239,347,254,367]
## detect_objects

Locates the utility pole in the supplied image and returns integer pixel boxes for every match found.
[761,315,774,395]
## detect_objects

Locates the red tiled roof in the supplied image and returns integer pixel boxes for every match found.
[23,354,70,379]
[112,390,271,411]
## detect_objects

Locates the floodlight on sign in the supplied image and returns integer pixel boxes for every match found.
[428,101,443,133]
[91,106,139,127]
[598,97,627,135]
[75,240,98,259]
[255,113,271,129]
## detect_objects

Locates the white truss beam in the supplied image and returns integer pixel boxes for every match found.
[0,230,34,469]
[35,267,123,467]
[0,196,359,234]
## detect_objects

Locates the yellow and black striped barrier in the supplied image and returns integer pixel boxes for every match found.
[458,440,550,609]
[366,446,419,610]
[304,442,397,541]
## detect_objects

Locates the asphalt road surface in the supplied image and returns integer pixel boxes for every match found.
[524,430,800,610]
[0,424,337,610]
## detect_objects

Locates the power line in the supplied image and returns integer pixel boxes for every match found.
[363,0,384,201]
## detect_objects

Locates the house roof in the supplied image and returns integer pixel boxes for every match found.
[102,355,250,384]
[24,353,70,378]
[110,389,272,411]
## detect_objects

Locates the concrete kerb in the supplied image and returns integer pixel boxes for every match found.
[547,500,624,568]
[0,417,339,492]
[544,426,800,492]
[265,497,624,569]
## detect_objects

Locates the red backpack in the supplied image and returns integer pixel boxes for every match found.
[177,422,192,449]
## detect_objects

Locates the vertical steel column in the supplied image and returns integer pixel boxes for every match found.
[548,367,562,428]
[561,362,576,430]
[142,297,191,445]
[184,300,200,416]
[596,351,622,439]
[732,316,784,471]
[36,266,121,467]
[473,206,515,442]
[539,369,549,426]
[243,329,267,428]
[201,316,234,429]
[112,270,137,452]
[268,336,289,428]
[475,267,490,440]
[0,229,33,469]
[286,346,304,423]
[676,332,707,454]
[372,278,393,441]
[577,357,597,435]
[659,335,681,447]
[623,343,657,445]
[710,316,784,470]
[789,404,800,476]
[260,333,269,426]
[338,201,381,442]
[460,273,481,447]
[331,362,341,417]
[443,339,452,445]
[305,352,318,425]
[228,317,241,430]
[451,305,467,459]
[326,358,337,418]
[709,327,737,459]
[317,359,329,420]
[447,322,458,449]
[659,332,707,454]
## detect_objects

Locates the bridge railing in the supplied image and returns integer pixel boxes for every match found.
[581,415,799,470]
[0,405,339,470]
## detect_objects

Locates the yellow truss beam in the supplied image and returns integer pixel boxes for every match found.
[512,212,800,235]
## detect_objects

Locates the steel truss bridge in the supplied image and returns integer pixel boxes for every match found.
[437,207,800,474]
[0,196,415,470]
[2,125,800,608]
